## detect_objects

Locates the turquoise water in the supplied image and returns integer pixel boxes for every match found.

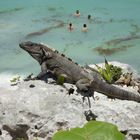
[0,0,140,76]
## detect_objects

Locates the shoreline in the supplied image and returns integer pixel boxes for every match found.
[0,61,139,90]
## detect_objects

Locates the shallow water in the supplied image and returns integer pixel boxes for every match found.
[0,0,140,78]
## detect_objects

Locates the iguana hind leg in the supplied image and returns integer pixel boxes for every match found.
[76,79,94,108]
[76,79,90,91]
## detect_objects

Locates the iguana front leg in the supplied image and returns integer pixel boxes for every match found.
[36,61,48,79]
[24,62,53,81]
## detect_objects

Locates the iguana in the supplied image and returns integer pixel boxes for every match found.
[19,41,140,103]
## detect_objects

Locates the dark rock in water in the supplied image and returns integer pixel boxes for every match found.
[94,45,133,56]
[26,20,64,39]
[29,84,35,88]
[0,7,23,14]
[0,129,2,135]
[3,124,29,140]
[94,35,140,56]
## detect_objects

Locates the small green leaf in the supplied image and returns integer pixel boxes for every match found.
[105,58,111,74]
[10,76,21,83]
[57,75,65,85]
[95,64,104,75]
[52,121,125,140]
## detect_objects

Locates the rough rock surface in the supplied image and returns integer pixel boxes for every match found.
[0,62,140,140]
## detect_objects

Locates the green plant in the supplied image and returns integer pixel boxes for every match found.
[16,138,25,140]
[57,75,65,85]
[52,121,125,140]
[96,58,122,84]
[10,75,20,83]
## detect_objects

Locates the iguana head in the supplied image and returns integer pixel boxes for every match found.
[19,41,52,64]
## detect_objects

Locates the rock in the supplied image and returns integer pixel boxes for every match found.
[29,84,35,88]
[115,72,135,86]
[0,62,140,140]
[24,73,34,81]
[3,124,29,140]
[84,110,97,121]
[0,80,140,140]
[0,80,87,140]
[0,129,2,135]
[68,88,75,95]
[138,84,140,93]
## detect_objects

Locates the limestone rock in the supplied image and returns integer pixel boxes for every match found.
[0,62,140,140]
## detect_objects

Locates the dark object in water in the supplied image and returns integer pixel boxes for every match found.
[26,20,64,38]
[0,7,23,14]
[48,7,56,11]
[88,15,91,20]
[94,34,140,55]
[106,35,140,46]
[94,45,133,56]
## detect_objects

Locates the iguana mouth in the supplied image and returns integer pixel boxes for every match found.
[19,42,25,49]
[19,41,34,49]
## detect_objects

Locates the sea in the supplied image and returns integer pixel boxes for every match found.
[0,0,140,87]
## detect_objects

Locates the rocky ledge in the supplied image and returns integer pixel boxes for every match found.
[0,62,140,140]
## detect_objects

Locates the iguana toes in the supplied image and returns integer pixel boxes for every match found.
[19,41,140,103]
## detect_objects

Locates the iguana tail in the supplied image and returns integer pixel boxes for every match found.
[91,79,140,103]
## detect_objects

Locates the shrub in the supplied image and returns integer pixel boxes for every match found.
[96,58,122,84]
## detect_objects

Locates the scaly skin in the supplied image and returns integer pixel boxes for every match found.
[19,41,140,103]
